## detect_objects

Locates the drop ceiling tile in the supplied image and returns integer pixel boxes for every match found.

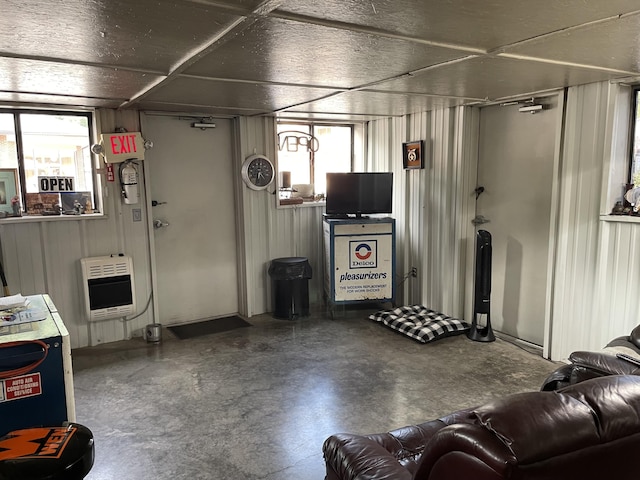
[144,77,343,111]
[503,13,640,74]
[276,0,640,50]
[0,0,243,72]
[373,56,621,101]
[284,90,465,117]
[0,58,163,101]
[183,16,469,88]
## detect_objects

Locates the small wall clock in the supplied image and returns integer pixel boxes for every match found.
[241,154,275,190]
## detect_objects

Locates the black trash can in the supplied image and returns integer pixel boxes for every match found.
[268,257,312,319]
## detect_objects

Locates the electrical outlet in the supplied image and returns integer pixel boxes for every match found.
[132,208,142,222]
[410,267,418,277]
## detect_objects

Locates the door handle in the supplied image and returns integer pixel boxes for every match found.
[153,219,169,229]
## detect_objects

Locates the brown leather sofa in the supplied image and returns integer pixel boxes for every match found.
[541,324,640,391]
[322,375,640,480]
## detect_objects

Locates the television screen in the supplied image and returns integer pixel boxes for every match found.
[325,172,393,216]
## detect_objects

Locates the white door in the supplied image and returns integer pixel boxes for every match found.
[141,114,239,325]
[476,97,560,346]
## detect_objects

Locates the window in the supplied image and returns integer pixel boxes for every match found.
[631,89,640,187]
[0,110,96,217]
[276,122,352,203]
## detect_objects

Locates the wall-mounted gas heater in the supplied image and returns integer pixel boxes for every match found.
[80,255,136,322]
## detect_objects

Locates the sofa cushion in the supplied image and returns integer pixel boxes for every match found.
[323,376,640,480]
[559,375,640,442]
[369,305,469,343]
[473,391,599,464]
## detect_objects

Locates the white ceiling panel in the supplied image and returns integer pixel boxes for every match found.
[0,92,120,109]
[277,111,390,122]
[143,77,343,112]
[183,16,469,88]
[371,56,624,101]
[1,1,640,118]
[133,102,267,117]
[284,90,465,117]
[503,12,640,74]
[0,0,244,73]
[0,58,162,103]
[275,0,640,50]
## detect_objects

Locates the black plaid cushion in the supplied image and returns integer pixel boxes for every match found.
[369,305,469,343]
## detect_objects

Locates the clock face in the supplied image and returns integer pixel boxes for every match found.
[242,154,274,190]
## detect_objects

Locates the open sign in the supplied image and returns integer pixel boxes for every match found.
[38,176,75,192]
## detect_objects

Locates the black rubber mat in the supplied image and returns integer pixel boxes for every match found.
[168,316,251,340]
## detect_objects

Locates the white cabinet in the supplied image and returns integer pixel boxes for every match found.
[323,217,395,308]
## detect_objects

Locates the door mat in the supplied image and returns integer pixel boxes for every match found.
[168,316,251,340]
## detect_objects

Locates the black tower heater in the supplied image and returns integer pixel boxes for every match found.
[468,229,495,342]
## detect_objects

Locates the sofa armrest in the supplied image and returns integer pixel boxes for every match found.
[412,423,514,479]
[630,324,640,349]
[323,434,412,480]
[569,351,640,376]
[322,416,468,479]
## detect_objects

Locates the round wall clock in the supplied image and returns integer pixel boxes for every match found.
[241,154,275,190]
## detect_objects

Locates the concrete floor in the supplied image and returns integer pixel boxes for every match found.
[72,306,559,480]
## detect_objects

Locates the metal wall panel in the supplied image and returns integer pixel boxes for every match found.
[550,82,640,361]
[595,221,640,343]
[0,109,154,349]
[365,84,640,362]
[366,106,477,319]
[236,116,325,316]
[3,81,639,358]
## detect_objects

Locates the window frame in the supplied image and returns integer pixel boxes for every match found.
[276,120,355,207]
[0,108,99,219]
[629,87,640,185]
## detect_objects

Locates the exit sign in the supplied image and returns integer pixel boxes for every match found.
[99,132,146,163]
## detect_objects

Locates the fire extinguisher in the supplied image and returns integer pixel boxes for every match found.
[119,159,139,205]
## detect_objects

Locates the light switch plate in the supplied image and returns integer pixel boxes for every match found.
[132,208,142,222]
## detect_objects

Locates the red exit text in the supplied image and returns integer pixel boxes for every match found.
[110,134,139,155]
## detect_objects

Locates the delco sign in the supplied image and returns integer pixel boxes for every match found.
[99,132,145,163]
[350,241,377,269]
[38,176,75,192]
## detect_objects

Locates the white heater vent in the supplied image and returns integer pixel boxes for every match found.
[80,255,136,322]
[86,260,130,279]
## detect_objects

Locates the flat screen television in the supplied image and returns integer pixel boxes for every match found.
[325,172,393,217]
